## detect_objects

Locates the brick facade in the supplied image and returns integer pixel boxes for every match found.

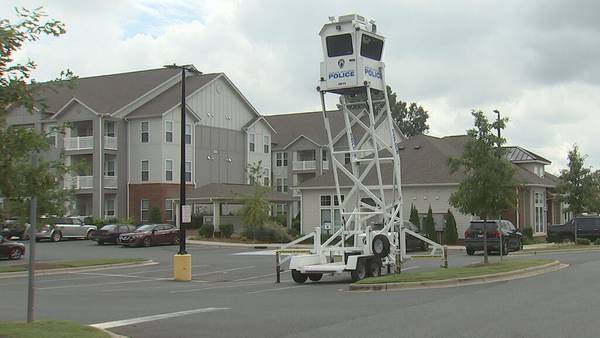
[128,183,180,223]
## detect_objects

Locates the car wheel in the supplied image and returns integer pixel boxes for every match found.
[291,269,307,284]
[22,233,30,241]
[519,240,523,251]
[308,273,323,282]
[466,248,475,256]
[97,240,104,245]
[51,231,62,242]
[372,234,391,258]
[367,258,382,277]
[502,240,509,256]
[143,237,152,247]
[9,248,23,260]
[350,259,368,282]
[87,230,96,240]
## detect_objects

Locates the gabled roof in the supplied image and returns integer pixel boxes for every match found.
[36,68,181,116]
[298,134,557,189]
[504,146,551,164]
[126,73,221,119]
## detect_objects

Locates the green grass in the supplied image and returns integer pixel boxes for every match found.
[357,259,554,284]
[522,243,600,252]
[0,258,145,273]
[0,320,109,338]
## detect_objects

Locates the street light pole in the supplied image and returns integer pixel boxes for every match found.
[493,109,503,261]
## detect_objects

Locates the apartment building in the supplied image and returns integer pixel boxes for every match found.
[3,67,273,222]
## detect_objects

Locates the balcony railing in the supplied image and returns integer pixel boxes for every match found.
[66,176,93,189]
[104,136,117,150]
[322,160,329,170]
[104,176,117,189]
[64,136,93,150]
[293,160,316,170]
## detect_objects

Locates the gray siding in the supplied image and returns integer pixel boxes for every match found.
[195,125,245,186]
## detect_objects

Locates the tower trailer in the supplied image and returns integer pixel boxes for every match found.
[279,14,445,284]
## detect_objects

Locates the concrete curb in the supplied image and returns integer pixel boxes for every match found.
[186,239,311,249]
[0,260,158,279]
[517,248,600,255]
[99,328,129,338]
[348,260,566,291]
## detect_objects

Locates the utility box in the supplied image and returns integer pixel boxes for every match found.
[318,14,386,94]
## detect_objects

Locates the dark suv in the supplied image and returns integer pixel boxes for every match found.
[464,220,523,255]
[547,216,600,243]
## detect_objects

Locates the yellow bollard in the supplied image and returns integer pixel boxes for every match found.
[173,254,192,281]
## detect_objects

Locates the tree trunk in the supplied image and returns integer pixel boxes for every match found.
[483,217,489,264]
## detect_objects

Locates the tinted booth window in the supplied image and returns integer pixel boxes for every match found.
[360,34,383,61]
[326,34,353,57]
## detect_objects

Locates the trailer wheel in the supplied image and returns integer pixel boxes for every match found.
[350,259,368,282]
[308,273,323,282]
[367,258,382,277]
[291,269,307,284]
[372,234,390,258]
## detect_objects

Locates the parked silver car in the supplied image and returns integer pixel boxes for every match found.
[36,217,97,242]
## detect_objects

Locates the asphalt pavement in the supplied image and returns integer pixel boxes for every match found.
[2,239,600,337]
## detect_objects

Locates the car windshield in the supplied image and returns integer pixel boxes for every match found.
[136,225,155,232]
[100,224,117,231]
[470,222,498,231]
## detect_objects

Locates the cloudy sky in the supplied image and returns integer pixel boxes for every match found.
[4,0,599,174]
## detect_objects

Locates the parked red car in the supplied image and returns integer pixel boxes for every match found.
[0,234,26,260]
[118,224,179,247]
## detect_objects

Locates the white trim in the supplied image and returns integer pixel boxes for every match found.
[282,134,322,150]
[140,121,149,143]
[141,160,149,182]
[114,71,182,118]
[248,132,256,153]
[140,199,150,221]
[50,97,100,120]
[165,159,174,181]
[165,120,174,143]
[295,183,461,190]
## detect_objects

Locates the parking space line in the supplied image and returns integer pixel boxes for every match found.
[70,271,169,280]
[90,307,230,329]
[192,266,256,277]
[169,280,274,294]
[232,271,289,282]
[247,285,304,294]
[37,277,171,290]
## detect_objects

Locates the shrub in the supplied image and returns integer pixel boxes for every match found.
[149,206,162,223]
[423,205,436,239]
[444,209,458,245]
[409,204,421,231]
[198,223,214,238]
[239,189,270,237]
[220,224,234,238]
[594,238,600,246]
[522,227,534,241]
[576,238,591,245]
[292,214,301,234]
[242,222,292,243]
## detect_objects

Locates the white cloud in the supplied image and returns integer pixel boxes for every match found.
[3,0,600,172]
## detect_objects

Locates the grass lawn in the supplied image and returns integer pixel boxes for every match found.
[357,259,554,284]
[0,320,109,338]
[0,258,145,273]
[522,243,600,252]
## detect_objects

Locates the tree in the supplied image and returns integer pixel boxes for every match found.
[444,209,458,245]
[409,204,421,231]
[559,145,592,217]
[423,205,436,239]
[0,7,76,219]
[149,206,162,223]
[448,110,517,264]
[246,160,267,186]
[345,86,429,137]
[239,189,270,240]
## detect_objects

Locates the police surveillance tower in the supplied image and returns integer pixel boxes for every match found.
[281,14,444,284]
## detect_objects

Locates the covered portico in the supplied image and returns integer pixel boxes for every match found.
[174,183,298,233]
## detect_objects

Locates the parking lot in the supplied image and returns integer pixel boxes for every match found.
[3,240,600,337]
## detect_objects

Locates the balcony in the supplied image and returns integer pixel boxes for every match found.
[293,160,316,170]
[66,176,94,189]
[104,136,117,150]
[64,136,93,151]
[104,176,117,189]
[322,160,329,170]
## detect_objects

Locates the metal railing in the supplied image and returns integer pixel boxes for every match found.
[65,176,93,189]
[104,136,117,150]
[322,160,329,170]
[104,176,117,189]
[292,160,316,170]
[64,136,93,150]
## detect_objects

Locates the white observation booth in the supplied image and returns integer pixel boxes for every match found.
[318,14,386,94]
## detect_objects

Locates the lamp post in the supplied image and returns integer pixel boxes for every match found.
[164,64,199,280]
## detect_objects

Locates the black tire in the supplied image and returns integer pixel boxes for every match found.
[367,258,382,277]
[372,234,391,258]
[350,259,368,282]
[519,240,523,251]
[308,273,323,282]
[291,269,307,284]
[143,237,152,247]
[50,231,61,242]
[8,248,23,260]
[87,230,96,240]
[22,233,30,241]
[466,248,475,256]
[97,240,104,245]
[502,240,509,255]
[35,238,41,242]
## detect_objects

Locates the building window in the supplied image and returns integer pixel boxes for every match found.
[320,194,343,233]
[104,159,115,177]
[165,159,173,181]
[185,161,192,182]
[104,120,115,137]
[263,168,270,186]
[264,135,269,153]
[275,204,287,215]
[140,199,149,221]
[322,149,327,161]
[185,124,192,145]
[276,152,288,167]
[165,121,173,143]
[249,133,255,152]
[105,198,115,218]
[334,194,344,206]
[141,122,149,143]
[46,124,58,147]
[141,160,149,181]
[344,153,351,165]
[276,178,288,193]
[320,195,332,206]
[165,199,174,221]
